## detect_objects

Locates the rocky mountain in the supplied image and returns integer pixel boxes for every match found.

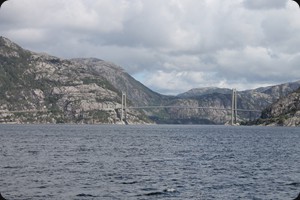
[0,36,159,124]
[1,36,299,125]
[254,87,300,126]
[178,87,232,98]
[70,58,170,107]
[162,81,300,124]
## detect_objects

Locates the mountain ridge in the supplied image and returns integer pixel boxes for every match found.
[168,81,300,124]
[0,36,154,124]
[254,87,300,126]
[1,36,299,125]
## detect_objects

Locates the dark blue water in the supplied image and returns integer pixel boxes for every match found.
[0,125,299,200]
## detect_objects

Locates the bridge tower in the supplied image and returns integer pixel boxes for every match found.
[121,92,127,123]
[231,88,238,125]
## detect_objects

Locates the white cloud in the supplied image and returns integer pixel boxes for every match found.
[1,0,300,95]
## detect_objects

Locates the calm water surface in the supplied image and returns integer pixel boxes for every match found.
[0,125,299,200]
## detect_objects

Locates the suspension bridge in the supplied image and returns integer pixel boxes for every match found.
[120,89,261,125]
[0,89,261,125]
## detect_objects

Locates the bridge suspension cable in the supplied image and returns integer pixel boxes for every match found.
[120,89,261,125]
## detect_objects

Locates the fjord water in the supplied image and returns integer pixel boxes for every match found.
[0,125,299,200]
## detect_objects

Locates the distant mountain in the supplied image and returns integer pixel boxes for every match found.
[166,81,300,124]
[254,87,300,126]
[1,36,299,125]
[238,81,300,112]
[178,87,232,98]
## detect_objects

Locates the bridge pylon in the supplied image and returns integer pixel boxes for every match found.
[121,92,127,123]
[231,88,238,125]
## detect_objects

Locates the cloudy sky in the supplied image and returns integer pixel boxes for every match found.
[1,0,300,94]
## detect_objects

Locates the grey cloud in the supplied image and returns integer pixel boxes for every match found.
[243,0,287,10]
[261,15,292,44]
[0,0,299,94]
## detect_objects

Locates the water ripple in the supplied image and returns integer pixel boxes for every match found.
[0,125,299,199]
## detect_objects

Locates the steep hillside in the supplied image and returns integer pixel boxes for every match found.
[255,87,300,126]
[0,36,152,124]
[71,58,169,106]
[178,87,232,98]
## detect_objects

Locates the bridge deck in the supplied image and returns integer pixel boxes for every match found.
[0,106,261,113]
[128,106,261,112]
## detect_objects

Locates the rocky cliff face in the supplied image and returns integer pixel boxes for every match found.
[0,36,152,124]
[255,87,300,126]
[71,58,167,106]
